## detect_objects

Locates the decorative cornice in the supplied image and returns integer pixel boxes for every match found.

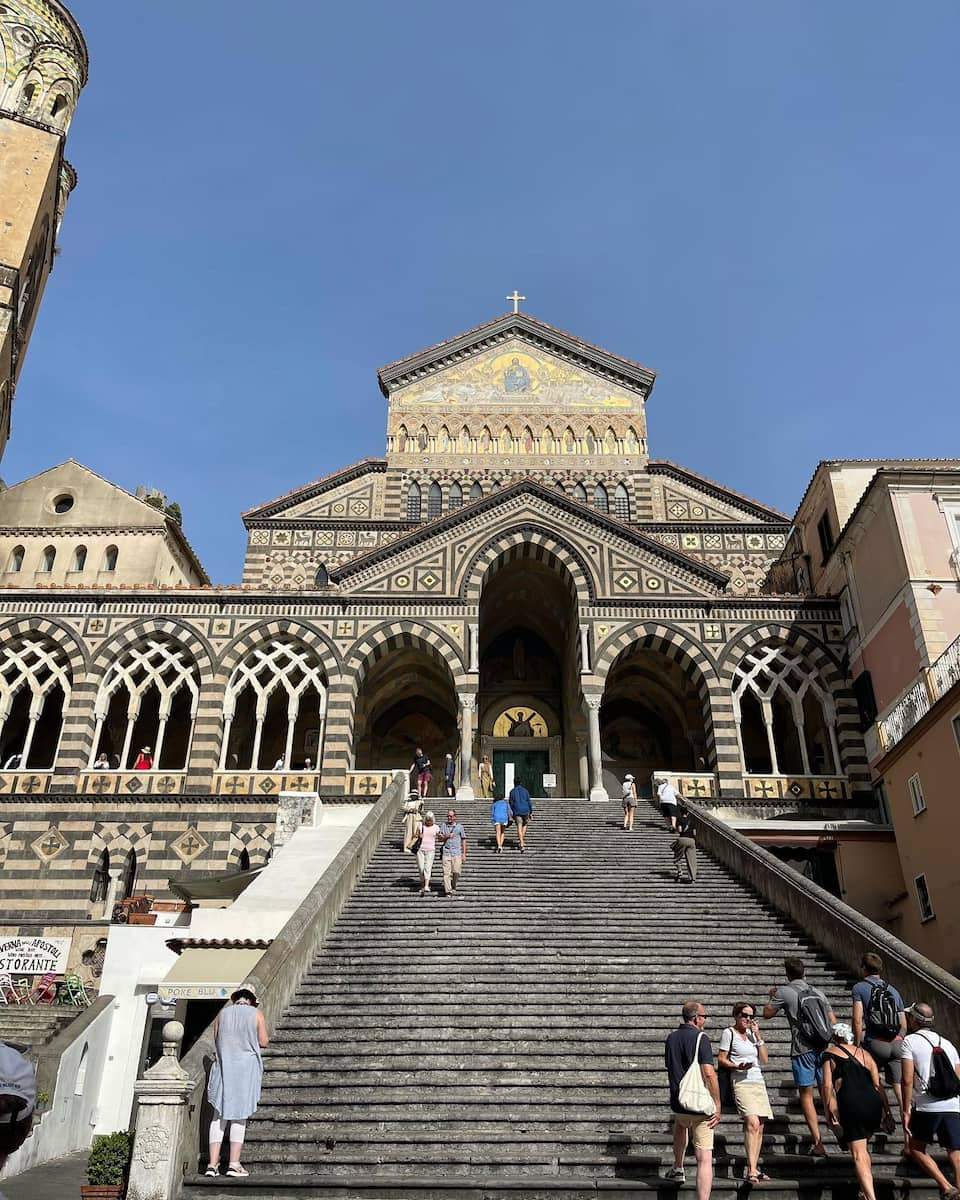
[648,461,788,522]
[242,459,387,521]
[377,313,657,398]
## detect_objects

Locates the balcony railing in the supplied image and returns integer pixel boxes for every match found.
[879,633,960,753]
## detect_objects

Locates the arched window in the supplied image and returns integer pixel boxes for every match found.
[314,563,329,587]
[593,483,609,514]
[732,643,840,777]
[18,82,36,114]
[51,93,68,119]
[406,482,422,521]
[0,635,72,769]
[102,546,118,571]
[470,481,483,500]
[238,847,251,872]
[39,545,55,572]
[74,1044,89,1096]
[573,482,587,503]
[554,480,565,493]
[91,637,200,770]
[427,481,442,518]
[220,637,328,771]
[615,483,631,521]
[448,481,463,512]
[7,546,24,573]
[72,545,87,572]
[90,849,110,904]
[120,849,137,900]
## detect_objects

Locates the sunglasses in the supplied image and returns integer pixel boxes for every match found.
[737,1012,756,1020]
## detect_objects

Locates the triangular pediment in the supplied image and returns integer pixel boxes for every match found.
[243,460,386,521]
[378,313,656,406]
[332,480,728,600]
[649,462,788,524]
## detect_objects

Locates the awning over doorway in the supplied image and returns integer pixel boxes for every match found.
[166,867,263,903]
[158,946,266,1002]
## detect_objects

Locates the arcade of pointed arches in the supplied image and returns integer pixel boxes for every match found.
[390,420,646,458]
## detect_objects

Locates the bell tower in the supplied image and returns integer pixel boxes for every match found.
[0,0,87,462]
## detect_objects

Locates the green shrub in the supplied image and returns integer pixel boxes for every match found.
[86,1130,133,1186]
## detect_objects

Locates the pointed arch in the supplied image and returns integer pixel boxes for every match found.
[448,481,463,512]
[437,425,451,452]
[572,482,587,503]
[625,427,641,454]
[614,482,631,521]
[0,634,73,769]
[460,525,597,606]
[396,424,408,452]
[427,480,442,518]
[480,426,493,452]
[470,480,483,500]
[7,545,24,572]
[459,425,471,452]
[542,426,555,453]
[343,622,468,698]
[584,426,598,454]
[416,424,429,451]
[406,481,422,521]
[501,425,513,453]
[521,425,534,453]
[604,426,618,454]
[593,482,609,514]
[563,427,577,454]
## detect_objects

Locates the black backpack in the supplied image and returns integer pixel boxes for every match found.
[865,980,901,1039]
[918,1033,960,1100]
[791,981,834,1049]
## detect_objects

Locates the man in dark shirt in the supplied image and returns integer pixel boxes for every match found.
[443,753,456,798]
[508,779,533,852]
[852,951,906,1113]
[664,999,721,1199]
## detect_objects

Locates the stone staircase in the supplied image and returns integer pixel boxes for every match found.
[190,798,939,1198]
[0,1003,79,1055]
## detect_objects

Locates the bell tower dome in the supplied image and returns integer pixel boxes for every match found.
[0,0,88,461]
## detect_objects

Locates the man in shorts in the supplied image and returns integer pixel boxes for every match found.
[656,777,681,831]
[664,999,721,1200]
[409,747,432,799]
[438,808,467,898]
[621,774,637,831]
[901,1001,960,1198]
[763,957,835,1157]
[852,951,906,1114]
[508,779,532,852]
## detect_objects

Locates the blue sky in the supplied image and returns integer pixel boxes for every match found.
[8,1,959,582]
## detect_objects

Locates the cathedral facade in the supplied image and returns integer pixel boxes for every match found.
[0,1,872,922]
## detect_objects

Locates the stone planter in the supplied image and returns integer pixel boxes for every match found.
[150,900,191,912]
[128,912,157,926]
[80,1186,123,1199]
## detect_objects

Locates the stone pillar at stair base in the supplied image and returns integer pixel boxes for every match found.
[584,695,609,802]
[128,1021,195,1200]
[456,692,475,803]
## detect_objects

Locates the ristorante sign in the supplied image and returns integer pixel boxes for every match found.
[0,936,71,974]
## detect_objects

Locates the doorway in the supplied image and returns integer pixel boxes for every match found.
[493,748,550,797]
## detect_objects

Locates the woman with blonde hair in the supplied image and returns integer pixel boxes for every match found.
[479,753,494,799]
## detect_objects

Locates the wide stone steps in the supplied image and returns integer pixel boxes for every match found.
[185,799,918,1198]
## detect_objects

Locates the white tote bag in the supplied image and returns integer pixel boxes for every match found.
[677,1031,716,1115]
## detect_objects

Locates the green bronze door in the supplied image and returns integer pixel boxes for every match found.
[492,749,551,797]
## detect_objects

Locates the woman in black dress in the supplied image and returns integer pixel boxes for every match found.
[822,1022,892,1200]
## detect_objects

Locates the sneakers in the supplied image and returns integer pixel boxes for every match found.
[665,1167,686,1183]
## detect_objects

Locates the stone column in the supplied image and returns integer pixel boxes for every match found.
[456,692,476,803]
[576,734,589,798]
[128,1021,196,1200]
[583,695,609,802]
[468,624,479,673]
[579,625,591,674]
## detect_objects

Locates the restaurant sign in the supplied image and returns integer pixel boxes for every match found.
[0,936,71,974]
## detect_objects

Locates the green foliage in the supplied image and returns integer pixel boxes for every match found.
[164,501,182,525]
[86,1130,133,1186]
[143,494,164,510]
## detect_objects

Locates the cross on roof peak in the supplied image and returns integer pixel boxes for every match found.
[505,289,526,314]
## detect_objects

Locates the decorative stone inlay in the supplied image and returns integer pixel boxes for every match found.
[171,825,207,864]
[135,1123,170,1170]
[32,826,67,862]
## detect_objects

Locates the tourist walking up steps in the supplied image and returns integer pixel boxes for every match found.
[852,952,907,1117]
[410,746,432,798]
[657,776,681,831]
[439,808,467,897]
[718,1001,773,1182]
[665,1000,721,1200]
[763,957,836,1158]
[491,791,511,853]
[509,779,532,852]
[206,987,269,1178]
[901,1001,960,1199]
[672,804,698,882]
[621,774,637,830]
[415,810,439,896]
[822,1021,892,1200]
[444,752,456,798]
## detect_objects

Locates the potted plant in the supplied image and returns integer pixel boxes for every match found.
[82,1130,132,1199]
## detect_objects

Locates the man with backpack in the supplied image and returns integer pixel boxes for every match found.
[763,957,836,1157]
[852,952,907,1114]
[901,1001,960,1198]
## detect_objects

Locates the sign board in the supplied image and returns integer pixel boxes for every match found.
[0,935,71,975]
[158,983,232,1002]
[542,774,557,788]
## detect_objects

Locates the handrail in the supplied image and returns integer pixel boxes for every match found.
[161,769,409,1196]
[689,802,960,1042]
[879,632,960,753]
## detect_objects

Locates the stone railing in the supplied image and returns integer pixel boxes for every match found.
[126,769,409,1199]
[690,802,960,1044]
[78,769,187,795]
[879,632,960,754]
[648,771,717,800]
[344,768,405,797]
[0,769,53,795]
[697,797,884,824]
[741,774,849,801]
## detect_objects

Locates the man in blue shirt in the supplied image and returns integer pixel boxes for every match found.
[508,779,533,852]
[664,1000,721,1199]
[852,951,906,1114]
[438,808,467,898]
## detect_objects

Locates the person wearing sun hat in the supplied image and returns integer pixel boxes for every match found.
[621,774,638,830]
[133,746,153,770]
[0,1041,37,1173]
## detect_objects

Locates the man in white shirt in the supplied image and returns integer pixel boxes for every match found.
[901,1001,960,1199]
[657,778,680,831]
